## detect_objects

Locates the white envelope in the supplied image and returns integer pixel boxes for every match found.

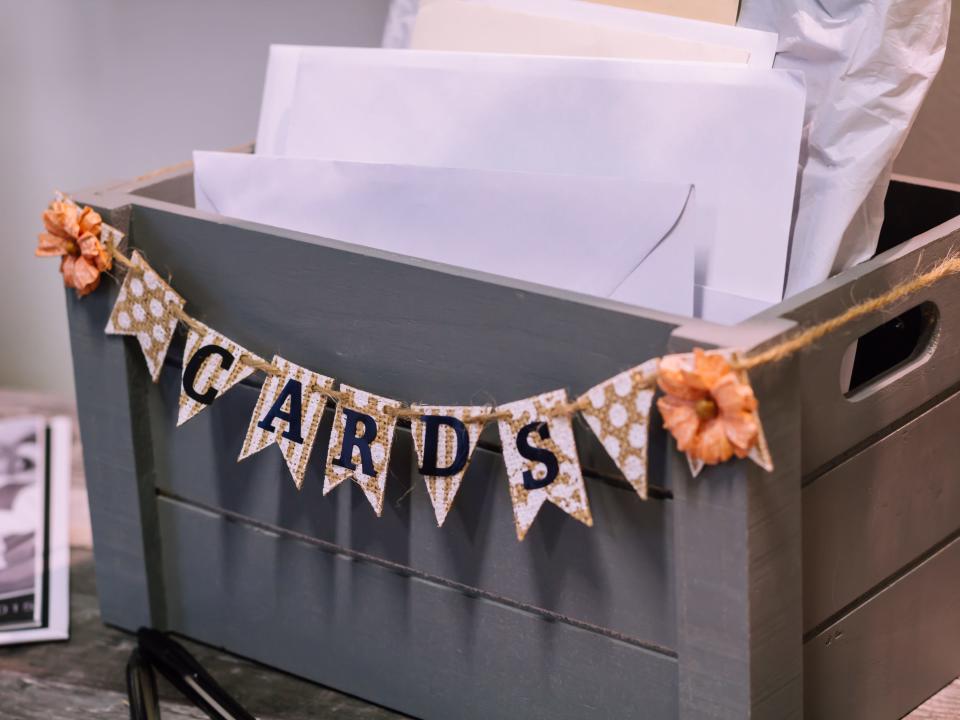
[412,0,776,66]
[260,47,805,323]
[193,151,696,317]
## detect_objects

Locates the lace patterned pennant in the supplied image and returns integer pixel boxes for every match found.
[497,390,592,541]
[324,385,401,516]
[410,405,488,526]
[238,356,334,489]
[177,321,263,426]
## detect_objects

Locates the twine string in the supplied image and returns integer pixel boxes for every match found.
[733,253,960,371]
[105,242,960,423]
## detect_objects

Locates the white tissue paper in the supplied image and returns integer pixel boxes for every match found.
[738,0,950,295]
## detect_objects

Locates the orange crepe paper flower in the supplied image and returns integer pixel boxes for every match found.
[36,197,113,297]
[656,349,760,466]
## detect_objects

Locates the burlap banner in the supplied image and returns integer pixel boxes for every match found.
[36,196,824,541]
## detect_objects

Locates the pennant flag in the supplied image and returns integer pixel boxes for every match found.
[324,385,401,516]
[177,321,263,426]
[578,358,659,499]
[410,405,488,527]
[238,356,334,489]
[497,390,592,541]
[105,251,185,382]
[656,349,774,478]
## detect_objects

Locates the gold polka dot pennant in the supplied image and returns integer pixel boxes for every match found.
[177,321,263,427]
[497,391,593,542]
[323,385,401,516]
[578,358,659,500]
[104,251,184,382]
[238,356,334,490]
[410,406,489,527]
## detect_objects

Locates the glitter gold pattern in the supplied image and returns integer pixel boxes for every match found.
[238,355,334,489]
[578,359,658,499]
[497,390,592,541]
[177,321,262,426]
[323,384,401,516]
[410,406,488,527]
[104,251,184,382]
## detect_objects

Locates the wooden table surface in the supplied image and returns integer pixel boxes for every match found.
[0,388,956,719]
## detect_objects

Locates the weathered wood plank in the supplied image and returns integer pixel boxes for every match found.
[804,534,960,720]
[0,549,406,719]
[64,202,166,631]
[804,385,960,631]
[157,496,679,720]
[668,319,803,720]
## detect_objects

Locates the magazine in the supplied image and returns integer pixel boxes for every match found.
[0,415,71,644]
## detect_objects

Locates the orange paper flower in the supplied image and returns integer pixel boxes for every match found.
[656,349,760,466]
[36,197,113,297]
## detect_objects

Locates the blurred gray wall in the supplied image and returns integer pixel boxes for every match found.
[0,0,390,400]
[895,4,960,185]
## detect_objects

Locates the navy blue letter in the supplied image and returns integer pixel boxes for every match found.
[257,378,304,443]
[183,344,235,405]
[419,415,470,476]
[516,421,559,490]
[335,408,378,475]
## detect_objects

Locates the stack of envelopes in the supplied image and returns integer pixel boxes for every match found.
[195,0,806,324]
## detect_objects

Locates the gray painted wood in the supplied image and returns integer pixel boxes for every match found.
[0,549,405,720]
[149,366,676,650]
[760,217,960,477]
[805,534,960,720]
[64,201,166,631]
[65,168,960,720]
[803,384,960,631]
[157,496,679,720]
[667,320,803,720]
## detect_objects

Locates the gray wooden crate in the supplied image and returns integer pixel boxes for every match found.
[66,167,960,720]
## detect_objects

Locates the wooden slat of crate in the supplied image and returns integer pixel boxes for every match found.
[667,322,803,720]
[65,201,165,631]
[156,495,680,720]
[804,534,960,720]
[803,385,960,632]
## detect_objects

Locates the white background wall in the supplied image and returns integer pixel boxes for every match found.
[0,0,956,401]
[0,0,390,399]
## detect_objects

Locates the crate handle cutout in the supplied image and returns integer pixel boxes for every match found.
[844,301,939,400]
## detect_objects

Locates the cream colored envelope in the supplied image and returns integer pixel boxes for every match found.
[413,0,772,65]
[586,0,739,26]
